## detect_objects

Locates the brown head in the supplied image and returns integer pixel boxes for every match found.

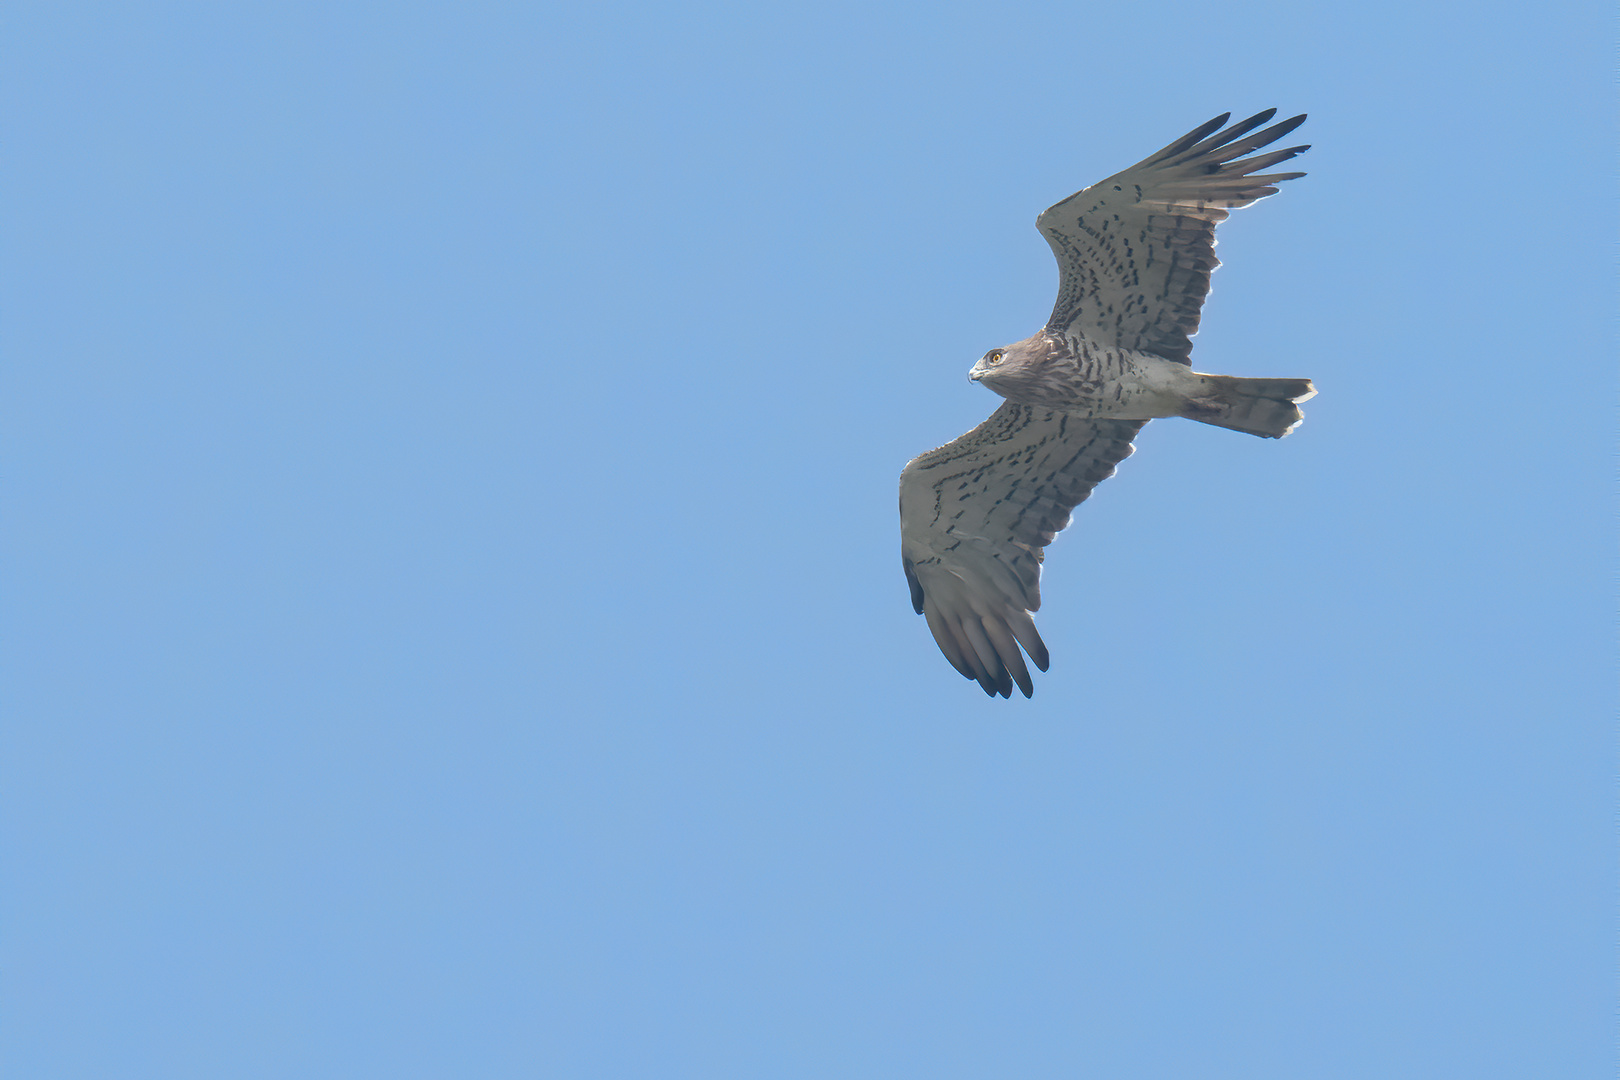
[967,333,1068,404]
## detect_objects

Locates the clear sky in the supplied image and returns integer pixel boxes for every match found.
[6,2,1611,1077]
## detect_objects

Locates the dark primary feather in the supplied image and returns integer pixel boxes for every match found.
[1036,110,1309,364]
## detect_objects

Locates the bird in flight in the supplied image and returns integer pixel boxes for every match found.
[898,109,1315,698]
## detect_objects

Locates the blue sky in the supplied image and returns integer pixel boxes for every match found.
[6,2,1611,1077]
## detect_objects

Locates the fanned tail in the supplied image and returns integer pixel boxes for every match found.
[1178,375,1316,438]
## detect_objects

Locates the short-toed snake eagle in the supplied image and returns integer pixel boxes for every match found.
[899,110,1315,698]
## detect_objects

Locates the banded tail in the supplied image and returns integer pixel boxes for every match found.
[1179,375,1317,438]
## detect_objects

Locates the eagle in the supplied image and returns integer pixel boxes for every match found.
[898,110,1316,698]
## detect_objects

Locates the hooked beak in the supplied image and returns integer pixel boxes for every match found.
[967,366,984,382]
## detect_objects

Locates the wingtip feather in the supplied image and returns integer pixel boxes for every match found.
[1141,112,1231,167]
[982,617,1033,698]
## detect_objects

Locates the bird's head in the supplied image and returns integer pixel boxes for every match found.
[967,335,1054,396]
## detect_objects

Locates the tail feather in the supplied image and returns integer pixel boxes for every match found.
[1179,375,1316,438]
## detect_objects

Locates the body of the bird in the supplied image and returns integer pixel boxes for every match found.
[970,329,1313,438]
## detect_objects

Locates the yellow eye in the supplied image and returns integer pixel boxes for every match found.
[986,350,1004,366]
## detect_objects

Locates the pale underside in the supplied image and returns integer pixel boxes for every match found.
[899,109,1309,697]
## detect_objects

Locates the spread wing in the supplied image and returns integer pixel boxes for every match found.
[899,403,1144,698]
[1038,109,1308,364]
